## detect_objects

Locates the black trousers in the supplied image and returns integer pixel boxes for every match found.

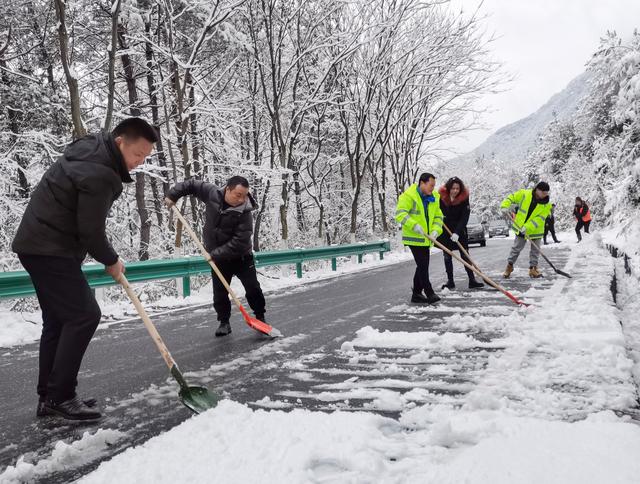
[575,220,591,240]
[544,221,559,243]
[212,254,265,323]
[408,245,434,295]
[442,239,475,281]
[18,254,101,403]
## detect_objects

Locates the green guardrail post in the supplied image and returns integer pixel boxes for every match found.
[357,254,363,263]
[331,258,337,271]
[379,251,384,260]
[182,276,191,297]
[296,262,303,278]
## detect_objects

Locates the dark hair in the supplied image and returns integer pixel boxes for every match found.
[226,175,249,190]
[418,172,436,184]
[112,118,159,143]
[575,197,583,205]
[445,176,466,194]
[534,181,550,192]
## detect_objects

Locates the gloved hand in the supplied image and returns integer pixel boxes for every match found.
[516,225,526,236]
[501,207,514,221]
[430,231,439,239]
[450,233,459,243]
[413,224,425,235]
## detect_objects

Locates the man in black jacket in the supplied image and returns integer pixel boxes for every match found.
[543,203,560,244]
[12,118,157,421]
[165,176,266,337]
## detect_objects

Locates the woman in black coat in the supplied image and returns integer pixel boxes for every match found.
[437,177,484,290]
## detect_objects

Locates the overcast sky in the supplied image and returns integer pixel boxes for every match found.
[444,0,640,157]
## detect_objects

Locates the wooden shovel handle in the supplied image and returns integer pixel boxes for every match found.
[170,205,244,310]
[427,234,527,306]
[443,223,481,272]
[117,273,176,369]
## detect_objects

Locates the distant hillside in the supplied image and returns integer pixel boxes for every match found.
[452,71,591,166]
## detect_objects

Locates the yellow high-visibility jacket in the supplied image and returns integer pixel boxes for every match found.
[395,184,444,247]
[500,189,552,239]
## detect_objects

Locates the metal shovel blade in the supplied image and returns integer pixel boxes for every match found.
[179,386,220,414]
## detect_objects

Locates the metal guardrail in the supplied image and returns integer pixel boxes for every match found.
[0,240,391,299]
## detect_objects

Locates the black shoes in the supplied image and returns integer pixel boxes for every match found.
[411,287,441,304]
[41,397,102,421]
[441,280,455,290]
[425,292,441,304]
[215,321,232,337]
[411,292,429,303]
[37,397,98,417]
[469,279,485,289]
[255,314,266,323]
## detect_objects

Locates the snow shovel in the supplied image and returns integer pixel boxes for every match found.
[117,273,219,414]
[512,222,572,278]
[442,223,529,306]
[427,234,528,307]
[169,204,282,338]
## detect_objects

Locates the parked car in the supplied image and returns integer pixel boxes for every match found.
[466,213,486,247]
[488,219,510,238]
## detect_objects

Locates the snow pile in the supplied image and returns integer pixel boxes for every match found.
[602,225,640,391]
[348,325,511,351]
[462,235,637,418]
[79,402,640,484]
[0,307,41,348]
[0,429,124,483]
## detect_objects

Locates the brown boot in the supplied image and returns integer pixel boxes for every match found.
[529,266,543,278]
[503,263,514,278]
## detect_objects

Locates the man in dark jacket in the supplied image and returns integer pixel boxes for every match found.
[437,177,484,290]
[12,118,157,421]
[165,176,266,337]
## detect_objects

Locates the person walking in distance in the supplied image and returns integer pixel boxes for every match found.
[12,118,157,421]
[573,197,591,242]
[543,203,560,244]
[395,173,444,304]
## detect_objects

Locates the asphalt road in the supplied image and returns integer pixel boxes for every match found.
[0,237,571,482]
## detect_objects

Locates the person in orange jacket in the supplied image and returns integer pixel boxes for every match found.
[573,197,591,242]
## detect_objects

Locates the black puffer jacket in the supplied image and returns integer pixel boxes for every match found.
[12,132,132,265]
[436,185,471,249]
[167,180,256,260]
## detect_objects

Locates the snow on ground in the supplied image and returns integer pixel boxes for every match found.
[76,401,640,484]
[0,308,41,348]
[72,233,640,484]
[0,429,124,484]
[0,248,412,348]
[602,224,640,391]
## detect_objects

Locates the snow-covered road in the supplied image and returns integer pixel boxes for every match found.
[2,235,639,483]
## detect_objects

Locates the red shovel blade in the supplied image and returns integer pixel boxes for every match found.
[239,306,282,338]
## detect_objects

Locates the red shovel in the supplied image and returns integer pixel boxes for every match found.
[170,204,282,337]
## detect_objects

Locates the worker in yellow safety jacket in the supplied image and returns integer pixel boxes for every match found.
[395,172,444,304]
[500,181,552,279]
